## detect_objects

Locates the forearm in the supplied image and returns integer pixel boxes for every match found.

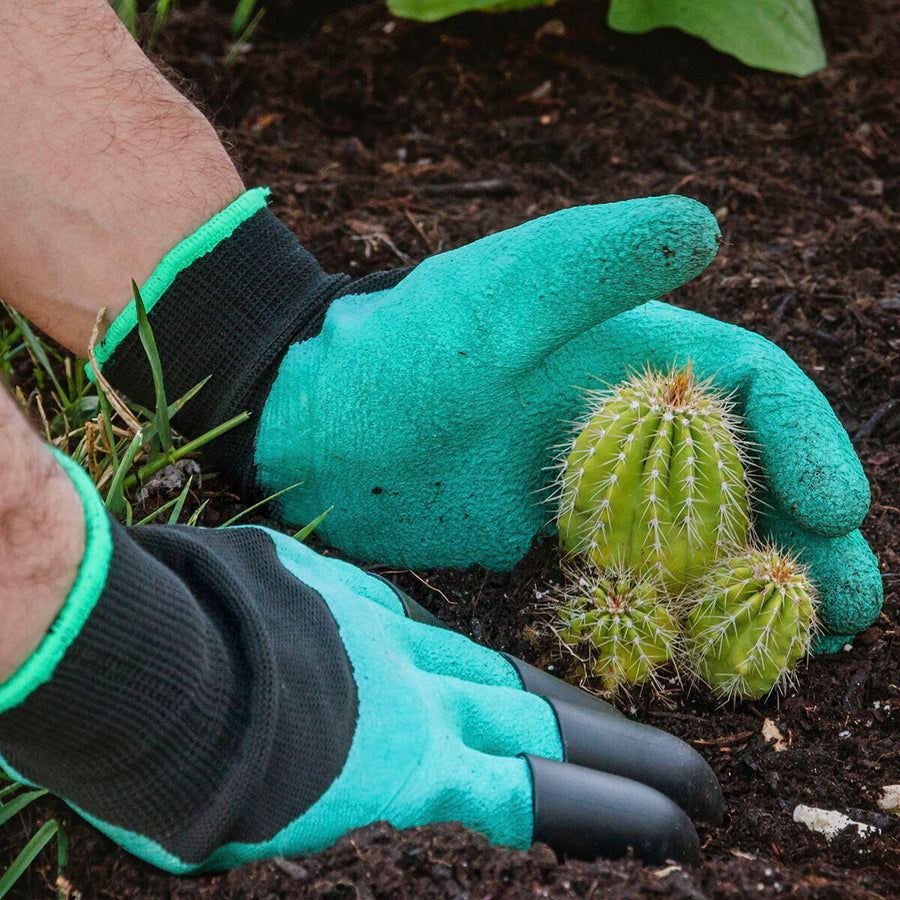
[0,387,85,681]
[0,0,244,355]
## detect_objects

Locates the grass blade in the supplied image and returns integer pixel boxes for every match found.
[132,281,173,454]
[0,819,61,898]
[134,495,180,526]
[218,481,303,528]
[5,308,70,407]
[167,476,194,524]
[224,7,265,69]
[112,0,139,37]
[186,499,209,526]
[293,506,333,542]
[0,783,23,802]
[0,790,49,827]
[231,0,258,34]
[121,411,251,492]
[149,0,175,50]
[55,822,69,900]
[104,431,147,514]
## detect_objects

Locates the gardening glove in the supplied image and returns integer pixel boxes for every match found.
[93,188,720,572]
[0,453,722,872]
[93,188,875,649]
[540,300,881,652]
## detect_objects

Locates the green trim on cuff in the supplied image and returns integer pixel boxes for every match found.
[90,187,271,374]
[0,450,112,713]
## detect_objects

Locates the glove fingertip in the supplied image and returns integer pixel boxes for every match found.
[768,456,870,536]
[811,633,854,656]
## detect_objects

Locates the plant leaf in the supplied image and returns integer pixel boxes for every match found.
[132,281,173,454]
[607,0,826,77]
[388,0,557,23]
[0,789,49,827]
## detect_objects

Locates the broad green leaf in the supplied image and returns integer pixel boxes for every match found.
[388,0,557,23]
[607,0,826,76]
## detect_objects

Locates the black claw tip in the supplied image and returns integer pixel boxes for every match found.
[549,698,724,825]
[527,755,700,864]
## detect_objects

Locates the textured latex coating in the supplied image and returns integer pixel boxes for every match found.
[256,195,721,570]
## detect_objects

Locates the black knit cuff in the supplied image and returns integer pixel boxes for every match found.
[0,521,358,865]
[101,205,349,493]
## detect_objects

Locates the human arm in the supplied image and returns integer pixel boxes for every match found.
[0,0,243,356]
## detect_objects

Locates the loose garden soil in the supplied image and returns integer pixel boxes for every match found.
[2,1,898,896]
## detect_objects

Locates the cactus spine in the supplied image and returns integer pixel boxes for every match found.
[552,566,679,693]
[686,546,818,701]
[557,364,750,591]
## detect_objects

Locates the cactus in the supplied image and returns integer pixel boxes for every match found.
[552,565,680,693]
[557,364,751,591]
[685,545,818,701]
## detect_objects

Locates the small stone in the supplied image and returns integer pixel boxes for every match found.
[792,805,880,840]
[534,19,566,40]
[877,784,900,814]
[136,459,201,504]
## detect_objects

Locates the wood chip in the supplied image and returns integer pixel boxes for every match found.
[653,865,681,878]
[792,805,880,840]
[691,730,755,747]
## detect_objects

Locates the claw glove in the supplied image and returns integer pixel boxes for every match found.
[0,453,720,871]
[94,189,880,648]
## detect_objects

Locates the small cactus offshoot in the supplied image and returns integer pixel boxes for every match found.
[552,566,680,693]
[685,546,818,701]
[557,364,751,591]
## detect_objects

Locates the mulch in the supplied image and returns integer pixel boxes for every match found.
[2,1,897,896]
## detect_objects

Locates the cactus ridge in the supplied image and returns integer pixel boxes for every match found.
[686,545,819,701]
[550,564,680,693]
[557,364,752,590]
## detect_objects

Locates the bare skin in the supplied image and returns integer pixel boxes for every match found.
[0,0,244,356]
[0,387,85,682]
[0,0,243,676]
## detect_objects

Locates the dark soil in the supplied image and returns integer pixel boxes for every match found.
[3,0,898,896]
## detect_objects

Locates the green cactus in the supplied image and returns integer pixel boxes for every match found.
[552,565,680,693]
[685,546,818,701]
[557,364,751,591]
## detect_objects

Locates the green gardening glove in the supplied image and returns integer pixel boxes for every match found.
[96,189,720,568]
[0,452,721,871]
[96,189,879,649]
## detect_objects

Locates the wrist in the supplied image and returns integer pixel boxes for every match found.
[0,0,244,356]
[96,189,349,494]
[0,440,109,692]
